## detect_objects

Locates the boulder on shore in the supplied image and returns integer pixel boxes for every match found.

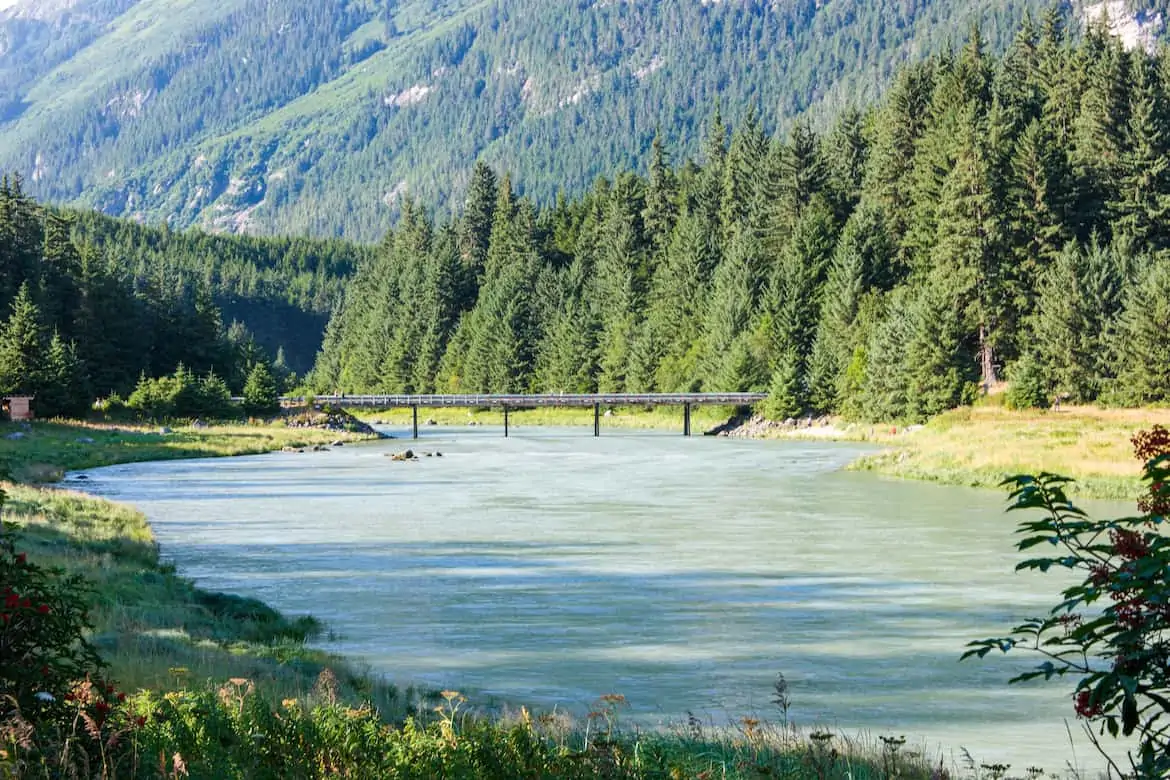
[283,405,389,438]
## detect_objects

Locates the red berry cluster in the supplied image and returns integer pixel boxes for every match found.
[1,585,52,624]
[1074,689,1103,719]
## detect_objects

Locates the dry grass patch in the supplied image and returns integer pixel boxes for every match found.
[851,404,1170,498]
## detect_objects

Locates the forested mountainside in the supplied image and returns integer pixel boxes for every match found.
[0,0,1132,241]
[311,18,1170,421]
[0,177,366,415]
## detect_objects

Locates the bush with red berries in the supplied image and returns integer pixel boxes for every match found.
[966,426,1170,778]
[0,484,126,774]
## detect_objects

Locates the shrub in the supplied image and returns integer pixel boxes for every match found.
[966,426,1170,778]
[243,362,280,418]
[1004,352,1049,410]
[0,489,131,776]
[126,367,237,420]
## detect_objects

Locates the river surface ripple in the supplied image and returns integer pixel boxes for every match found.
[77,426,1127,772]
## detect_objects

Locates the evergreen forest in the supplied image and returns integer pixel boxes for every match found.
[0,178,366,416]
[310,15,1170,422]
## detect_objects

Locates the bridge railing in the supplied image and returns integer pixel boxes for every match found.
[287,393,767,408]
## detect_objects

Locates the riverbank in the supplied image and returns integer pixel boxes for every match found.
[0,418,399,701]
[851,404,1170,500]
[0,415,379,484]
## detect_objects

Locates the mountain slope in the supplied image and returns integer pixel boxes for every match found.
[0,0,1160,240]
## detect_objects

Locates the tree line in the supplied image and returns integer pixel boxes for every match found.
[311,13,1170,420]
[0,178,363,418]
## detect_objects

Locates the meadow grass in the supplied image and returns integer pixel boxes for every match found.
[851,403,1170,499]
[0,418,369,483]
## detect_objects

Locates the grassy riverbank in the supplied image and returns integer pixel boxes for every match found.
[0,419,368,483]
[852,404,1170,499]
[0,419,402,707]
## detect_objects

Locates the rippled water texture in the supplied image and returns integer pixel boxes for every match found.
[80,427,1126,771]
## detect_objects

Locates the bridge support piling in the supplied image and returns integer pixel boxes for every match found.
[412,405,418,440]
[503,405,509,438]
[683,403,691,437]
[593,403,600,437]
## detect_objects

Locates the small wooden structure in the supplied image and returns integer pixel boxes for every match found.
[2,395,34,422]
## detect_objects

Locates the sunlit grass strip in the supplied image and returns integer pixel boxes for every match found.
[850,404,1170,499]
[0,419,376,483]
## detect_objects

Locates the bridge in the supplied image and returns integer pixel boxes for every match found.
[301,393,767,438]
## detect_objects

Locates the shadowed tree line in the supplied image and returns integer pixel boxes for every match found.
[0,180,365,417]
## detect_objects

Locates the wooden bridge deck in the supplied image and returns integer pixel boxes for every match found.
[295,393,766,438]
[303,393,766,408]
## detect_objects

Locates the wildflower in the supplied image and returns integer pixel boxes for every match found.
[34,692,54,703]
[134,716,146,728]
[117,692,126,703]
[19,598,30,609]
[36,604,49,615]
[4,593,19,608]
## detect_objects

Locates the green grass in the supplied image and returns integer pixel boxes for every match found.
[850,404,1170,499]
[0,418,369,483]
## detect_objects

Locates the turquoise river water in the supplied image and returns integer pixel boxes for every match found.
[77,426,1129,773]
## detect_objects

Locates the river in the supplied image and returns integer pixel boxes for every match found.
[77,426,1123,773]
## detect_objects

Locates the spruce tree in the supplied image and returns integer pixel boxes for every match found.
[35,331,89,419]
[929,102,1006,390]
[1029,242,1123,403]
[0,282,45,397]
[646,212,709,392]
[858,289,915,422]
[459,161,497,281]
[642,133,679,256]
[243,362,281,418]
[1113,54,1170,253]
[1109,258,1170,405]
[697,230,762,391]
